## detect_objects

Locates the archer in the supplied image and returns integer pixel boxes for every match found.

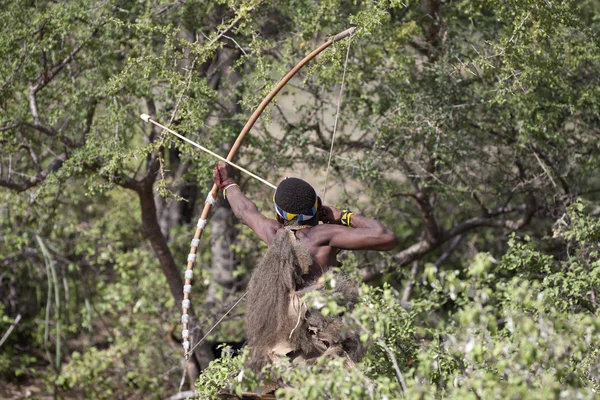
[212,161,398,393]
[213,161,397,282]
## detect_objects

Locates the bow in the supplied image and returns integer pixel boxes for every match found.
[178,27,356,358]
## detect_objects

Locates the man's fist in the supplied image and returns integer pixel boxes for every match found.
[318,204,343,224]
[213,161,236,190]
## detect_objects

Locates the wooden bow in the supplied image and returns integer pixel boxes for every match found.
[180,27,356,358]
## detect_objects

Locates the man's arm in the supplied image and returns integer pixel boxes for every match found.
[317,205,397,251]
[213,162,280,245]
[224,186,280,244]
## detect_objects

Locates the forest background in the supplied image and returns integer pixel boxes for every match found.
[1,0,600,399]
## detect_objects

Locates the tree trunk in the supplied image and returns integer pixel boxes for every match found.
[207,199,239,303]
[207,47,244,303]
[137,182,214,369]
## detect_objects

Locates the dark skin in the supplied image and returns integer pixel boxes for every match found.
[214,161,397,280]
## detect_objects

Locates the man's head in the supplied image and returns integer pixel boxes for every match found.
[274,177,320,225]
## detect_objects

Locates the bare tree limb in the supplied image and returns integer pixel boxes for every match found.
[435,234,465,268]
[0,314,21,348]
[361,200,536,282]
[1,122,76,148]
[444,211,533,238]
[75,99,99,148]
[0,154,66,192]
[165,391,196,400]
[20,142,41,173]
[414,190,442,244]
[28,83,40,125]
[425,0,442,61]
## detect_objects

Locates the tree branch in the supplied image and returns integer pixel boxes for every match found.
[435,234,465,267]
[76,99,99,148]
[530,145,570,195]
[361,200,537,282]
[30,26,101,94]
[1,122,76,148]
[20,142,41,173]
[0,314,21,348]
[414,190,442,244]
[0,154,66,192]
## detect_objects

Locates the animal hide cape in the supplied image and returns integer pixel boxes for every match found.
[245,229,363,374]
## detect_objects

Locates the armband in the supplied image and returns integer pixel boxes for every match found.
[222,183,239,198]
[341,210,354,227]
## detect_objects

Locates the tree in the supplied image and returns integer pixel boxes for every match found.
[1,0,599,398]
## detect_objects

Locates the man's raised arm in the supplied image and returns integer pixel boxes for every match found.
[213,162,279,245]
[318,204,397,251]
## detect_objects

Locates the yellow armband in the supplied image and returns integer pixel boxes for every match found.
[341,210,354,228]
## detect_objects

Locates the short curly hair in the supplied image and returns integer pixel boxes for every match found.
[274,177,317,216]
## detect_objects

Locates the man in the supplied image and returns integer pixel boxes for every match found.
[213,161,397,281]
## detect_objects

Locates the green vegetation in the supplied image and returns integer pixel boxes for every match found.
[1,0,599,398]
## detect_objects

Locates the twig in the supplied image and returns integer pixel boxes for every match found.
[178,363,187,393]
[154,52,199,184]
[401,261,419,306]
[0,314,22,347]
[222,34,248,55]
[207,12,246,48]
[509,12,531,43]
[30,26,101,94]
[532,151,557,188]
[530,145,570,194]
[349,315,407,396]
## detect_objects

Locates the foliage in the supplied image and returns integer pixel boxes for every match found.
[1,0,599,398]
[196,204,600,399]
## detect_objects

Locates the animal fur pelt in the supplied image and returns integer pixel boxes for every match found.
[245,230,362,374]
[303,274,363,364]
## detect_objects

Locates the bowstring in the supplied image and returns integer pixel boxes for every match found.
[185,291,248,358]
[321,33,354,204]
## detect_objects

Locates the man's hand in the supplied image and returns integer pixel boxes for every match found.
[213,161,236,190]
[318,204,343,224]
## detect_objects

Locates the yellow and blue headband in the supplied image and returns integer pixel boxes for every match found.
[273,193,318,222]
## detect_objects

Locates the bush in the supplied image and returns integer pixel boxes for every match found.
[196,203,600,399]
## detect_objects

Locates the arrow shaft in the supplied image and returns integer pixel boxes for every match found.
[145,117,277,190]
